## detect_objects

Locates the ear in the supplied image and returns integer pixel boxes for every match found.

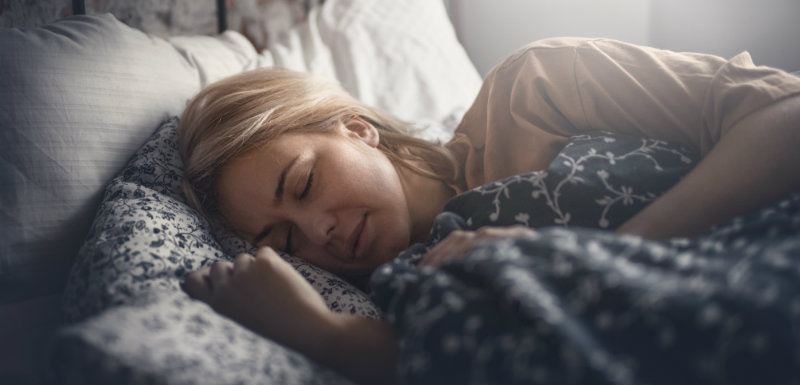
[342,115,380,148]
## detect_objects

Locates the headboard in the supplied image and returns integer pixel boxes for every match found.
[68,0,323,34]
[0,0,325,51]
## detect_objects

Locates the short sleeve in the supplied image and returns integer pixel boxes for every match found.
[448,37,800,191]
[702,52,800,150]
[572,39,800,156]
[447,38,587,191]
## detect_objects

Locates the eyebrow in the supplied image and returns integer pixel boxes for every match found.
[252,155,301,245]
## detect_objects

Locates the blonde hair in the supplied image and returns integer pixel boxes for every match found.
[179,67,457,226]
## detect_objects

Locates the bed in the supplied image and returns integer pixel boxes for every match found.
[3,0,800,384]
[1,0,480,383]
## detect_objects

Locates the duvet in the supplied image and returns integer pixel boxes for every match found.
[370,134,800,384]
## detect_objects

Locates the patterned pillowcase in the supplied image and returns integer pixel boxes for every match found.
[53,292,351,385]
[56,117,377,384]
[445,133,697,231]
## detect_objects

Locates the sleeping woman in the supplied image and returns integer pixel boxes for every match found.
[180,38,800,384]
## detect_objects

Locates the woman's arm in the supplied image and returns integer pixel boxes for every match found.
[182,247,396,384]
[321,313,397,384]
[617,95,800,239]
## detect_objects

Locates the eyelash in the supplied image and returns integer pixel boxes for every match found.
[300,171,314,200]
[285,171,314,254]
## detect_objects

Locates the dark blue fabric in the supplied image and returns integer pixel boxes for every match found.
[369,133,800,384]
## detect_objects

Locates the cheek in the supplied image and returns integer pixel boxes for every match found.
[365,157,406,197]
[336,151,407,206]
[217,193,257,239]
[351,156,399,187]
[371,192,413,257]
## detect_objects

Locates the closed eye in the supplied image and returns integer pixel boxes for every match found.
[285,170,312,254]
[299,171,313,200]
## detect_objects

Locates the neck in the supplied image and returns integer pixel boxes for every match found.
[397,163,456,244]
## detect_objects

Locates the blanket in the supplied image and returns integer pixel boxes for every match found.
[370,135,800,384]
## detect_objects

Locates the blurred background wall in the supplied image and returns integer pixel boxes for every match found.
[448,0,800,76]
[5,0,797,75]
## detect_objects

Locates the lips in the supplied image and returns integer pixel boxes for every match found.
[346,213,367,260]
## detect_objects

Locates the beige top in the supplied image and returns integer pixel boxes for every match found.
[446,37,800,191]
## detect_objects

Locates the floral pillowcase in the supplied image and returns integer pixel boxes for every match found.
[55,117,375,384]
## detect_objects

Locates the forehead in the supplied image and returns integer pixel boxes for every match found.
[222,134,303,186]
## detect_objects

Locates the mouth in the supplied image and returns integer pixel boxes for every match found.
[347,213,368,260]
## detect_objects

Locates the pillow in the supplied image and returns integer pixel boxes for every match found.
[53,293,353,385]
[0,14,194,304]
[0,13,260,305]
[445,133,698,231]
[259,0,482,126]
[167,30,259,87]
[56,117,378,383]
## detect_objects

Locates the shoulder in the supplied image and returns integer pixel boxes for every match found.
[489,37,687,75]
[491,37,647,71]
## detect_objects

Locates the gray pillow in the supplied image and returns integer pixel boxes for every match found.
[53,292,350,385]
[55,117,378,384]
[0,14,201,304]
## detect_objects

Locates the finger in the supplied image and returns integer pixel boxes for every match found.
[209,261,233,286]
[510,226,537,237]
[419,232,465,264]
[418,241,450,269]
[474,226,513,238]
[430,231,474,254]
[254,246,290,270]
[474,225,536,239]
[422,244,464,267]
[182,268,212,301]
[418,226,532,269]
[418,233,475,269]
[252,246,310,287]
[233,253,255,274]
[255,246,279,260]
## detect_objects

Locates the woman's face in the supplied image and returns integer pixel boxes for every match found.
[216,117,413,277]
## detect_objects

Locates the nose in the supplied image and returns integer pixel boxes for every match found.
[294,209,336,246]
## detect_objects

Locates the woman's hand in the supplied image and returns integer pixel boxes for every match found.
[182,247,335,350]
[183,247,399,384]
[419,225,537,268]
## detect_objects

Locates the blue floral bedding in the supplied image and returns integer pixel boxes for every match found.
[370,134,800,384]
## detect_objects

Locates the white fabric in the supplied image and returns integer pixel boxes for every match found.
[0,14,200,301]
[0,0,481,303]
[168,31,260,87]
[259,0,482,124]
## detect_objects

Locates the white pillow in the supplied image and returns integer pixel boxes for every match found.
[168,31,259,87]
[0,14,253,303]
[0,0,479,304]
[259,0,482,124]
